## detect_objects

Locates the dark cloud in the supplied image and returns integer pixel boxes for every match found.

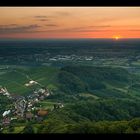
[30,25,110,33]
[89,25,111,28]
[0,24,18,28]
[52,25,110,32]
[46,24,58,27]
[42,28,109,33]
[0,24,111,34]
[38,19,49,21]
[33,15,53,21]
[33,13,71,22]
[34,16,48,18]
[71,29,109,32]
[33,16,49,22]
[0,24,40,34]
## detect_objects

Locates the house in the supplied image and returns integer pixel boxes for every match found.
[3,92,10,96]
[14,97,27,117]
[2,110,11,117]
[2,117,11,126]
[59,103,64,108]
[53,103,64,109]
[35,116,43,122]
[35,98,39,102]
[0,87,11,98]
[29,80,37,84]
[27,102,32,108]
[44,92,50,97]
[0,87,5,94]
[39,96,45,100]
[25,83,30,87]
[25,80,38,87]
[10,117,17,121]
[25,112,34,121]
[38,88,46,94]
[31,107,36,111]
[37,110,48,117]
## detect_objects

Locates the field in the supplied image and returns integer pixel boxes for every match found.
[0,66,59,95]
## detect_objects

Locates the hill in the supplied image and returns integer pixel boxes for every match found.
[1,65,140,134]
[1,65,140,99]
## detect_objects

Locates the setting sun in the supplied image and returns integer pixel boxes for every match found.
[113,35,122,40]
[115,36,119,40]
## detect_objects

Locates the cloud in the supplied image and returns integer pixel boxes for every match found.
[34,16,48,18]
[40,27,109,33]
[33,12,72,23]
[38,19,49,21]
[89,25,111,28]
[0,24,40,34]
[71,29,109,32]
[55,12,71,16]
[33,12,71,22]
[46,24,58,27]
[0,24,18,28]
[0,24,111,34]
[28,25,111,33]
[49,25,110,32]
[33,15,53,22]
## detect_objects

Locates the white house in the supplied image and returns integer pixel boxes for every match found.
[2,110,11,117]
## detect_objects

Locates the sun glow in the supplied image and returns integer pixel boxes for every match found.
[115,36,119,40]
[113,35,121,40]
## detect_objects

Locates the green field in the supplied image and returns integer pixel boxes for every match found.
[0,65,140,99]
[0,66,59,95]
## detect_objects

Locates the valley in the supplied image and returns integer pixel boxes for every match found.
[1,39,140,133]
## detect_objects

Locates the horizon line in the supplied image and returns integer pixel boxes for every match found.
[0,37,140,40]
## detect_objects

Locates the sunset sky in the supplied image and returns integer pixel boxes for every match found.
[0,7,140,39]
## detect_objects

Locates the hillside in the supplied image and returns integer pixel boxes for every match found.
[0,66,59,96]
[0,65,140,98]
[57,66,140,99]
[1,65,140,133]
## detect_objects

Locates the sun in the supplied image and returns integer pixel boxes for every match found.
[113,35,121,40]
[115,36,119,40]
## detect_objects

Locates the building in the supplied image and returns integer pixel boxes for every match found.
[2,110,11,117]
[2,117,11,126]
[14,97,27,117]
[25,80,38,87]
[25,112,34,121]
[37,110,48,117]
[53,103,64,109]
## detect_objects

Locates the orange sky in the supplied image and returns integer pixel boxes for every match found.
[0,7,140,39]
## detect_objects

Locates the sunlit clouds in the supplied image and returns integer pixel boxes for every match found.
[0,7,139,39]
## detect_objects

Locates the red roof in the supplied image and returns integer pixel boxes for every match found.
[37,110,48,116]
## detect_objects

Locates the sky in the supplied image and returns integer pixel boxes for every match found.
[0,7,140,39]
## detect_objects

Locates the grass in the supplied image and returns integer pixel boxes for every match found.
[92,89,129,98]
[36,100,57,110]
[13,126,25,133]
[105,83,128,93]
[79,93,99,99]
[0,66,59,95]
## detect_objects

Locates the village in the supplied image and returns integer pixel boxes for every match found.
[0,80,64,131]
[0,53,95,66]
